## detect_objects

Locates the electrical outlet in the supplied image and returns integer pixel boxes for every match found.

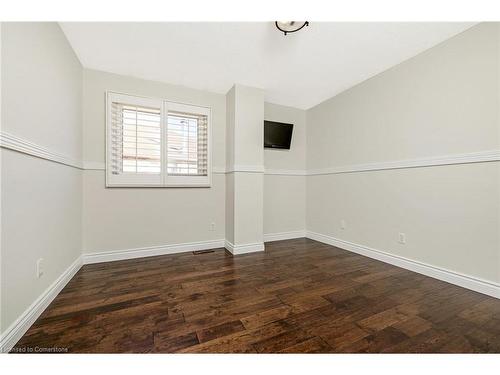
[210,222,216,231]
[36,258,44,278]
[340,219,346,230]
[398,233,406,244]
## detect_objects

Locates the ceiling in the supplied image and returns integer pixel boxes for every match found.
[60,22,475,109]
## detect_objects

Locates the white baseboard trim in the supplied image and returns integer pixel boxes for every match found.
[0,256,83,353]
[264,230,306,242]
[224,240,265,255]
[83,239,226,264]
[306,231,500,300]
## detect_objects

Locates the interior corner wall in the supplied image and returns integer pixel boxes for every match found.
[82,69,226,254]
[306,22,500,284]
[1,23,83,335]
[264,103,306,237]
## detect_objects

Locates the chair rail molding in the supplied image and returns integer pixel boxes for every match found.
[3,132,499,175]
[226,165,265,173]
[0,131,83,169]
[307,149,500,176]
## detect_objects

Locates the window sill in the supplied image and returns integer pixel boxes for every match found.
[105,183,212,188]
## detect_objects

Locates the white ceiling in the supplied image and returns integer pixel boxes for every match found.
[60,22,475,109]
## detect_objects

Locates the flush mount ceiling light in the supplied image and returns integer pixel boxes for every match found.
[275,21,309,35]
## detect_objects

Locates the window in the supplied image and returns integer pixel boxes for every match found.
[167,103,209,177]
[106,92,211,187]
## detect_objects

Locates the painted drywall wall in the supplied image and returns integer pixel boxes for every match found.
[264,174,306,236]
[1,23,83,160]
[1,23,83,334]
[265,103,306,171]
[264,103,306,236]
[82,69,226,253]
[306,23,500,283]
[230,85,265,168]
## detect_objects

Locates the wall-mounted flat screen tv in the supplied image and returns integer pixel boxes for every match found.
[264,120,293,149]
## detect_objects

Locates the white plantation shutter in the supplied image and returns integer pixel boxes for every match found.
[167,111,208,176]
[106,92,210,187]
[107,93,163,186]
[164,101,211,186]
[113,104,161,174]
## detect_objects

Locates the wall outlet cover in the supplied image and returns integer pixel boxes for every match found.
[36,258,44,278]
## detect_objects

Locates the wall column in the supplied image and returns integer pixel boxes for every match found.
[225,84,265,254]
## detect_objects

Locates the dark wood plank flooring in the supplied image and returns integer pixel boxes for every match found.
[13,238,500,353]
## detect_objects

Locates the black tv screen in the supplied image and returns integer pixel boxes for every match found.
[264,120,293,149]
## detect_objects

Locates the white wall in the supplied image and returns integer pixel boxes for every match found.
[307,23,500,283]
[1,23,83,334]
[264,103,306,236]
[82,69,226,253]
[265,103,306,171]
[230,85,264,168]
[1,23,83,160]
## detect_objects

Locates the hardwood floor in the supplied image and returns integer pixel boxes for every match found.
[12,238,500,353]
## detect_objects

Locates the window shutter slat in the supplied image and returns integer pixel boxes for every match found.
[110,102,124,175]
[110,101,161,175]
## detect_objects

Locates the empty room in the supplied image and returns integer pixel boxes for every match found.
[1,4,500,366]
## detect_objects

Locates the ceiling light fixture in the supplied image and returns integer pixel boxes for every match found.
[275,21,309,36]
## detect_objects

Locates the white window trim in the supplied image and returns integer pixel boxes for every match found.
[106,91,212,188]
